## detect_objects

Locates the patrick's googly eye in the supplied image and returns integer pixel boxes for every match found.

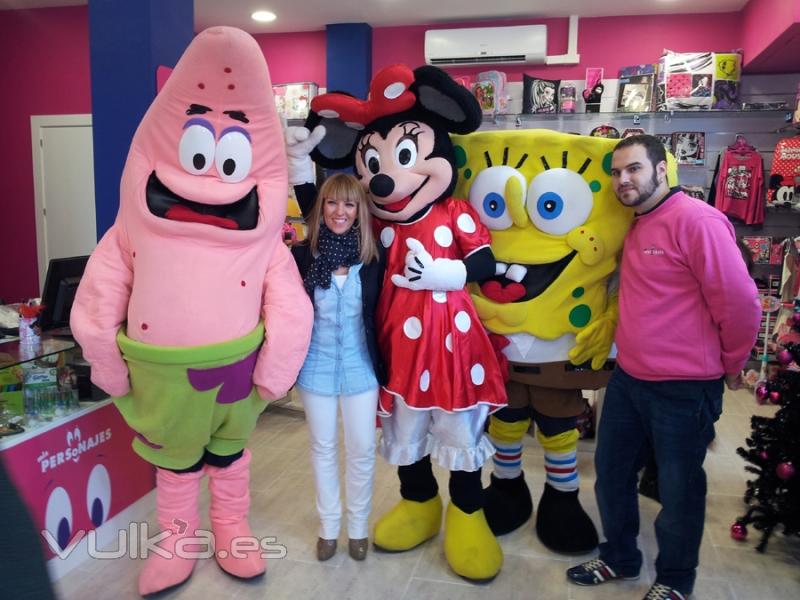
[215,131,252,183]
[179,124,215,175]
[86,464,112,528]
[526,168,593,235]
[45,486,74,551]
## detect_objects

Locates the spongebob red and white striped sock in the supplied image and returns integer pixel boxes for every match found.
[488,415,531,479]
[538,429,579,492]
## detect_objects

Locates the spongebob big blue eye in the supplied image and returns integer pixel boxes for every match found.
[527,168,593,235]
[537,192,564,220]
[469,166,526,230]
[484,193,506,218]
[45,486,74,551]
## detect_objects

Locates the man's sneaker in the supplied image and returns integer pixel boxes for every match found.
[642,583,687,599]
[566,558,639,586]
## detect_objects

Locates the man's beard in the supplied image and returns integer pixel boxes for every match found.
[619,170,659,207]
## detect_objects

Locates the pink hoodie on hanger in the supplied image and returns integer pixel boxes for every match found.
[71,27,312,400]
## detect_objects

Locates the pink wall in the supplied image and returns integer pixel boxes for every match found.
[741,0,800,67]
[254,30,326,85]
[0,6,91,304]
[741,0,800,73]
[374,13,742,82]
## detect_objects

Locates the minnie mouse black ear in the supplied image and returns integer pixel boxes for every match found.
[305,109,362,169]
[411,66,482,134]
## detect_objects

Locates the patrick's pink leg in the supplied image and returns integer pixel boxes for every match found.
[138,468,204,596]
[206,449,266,578]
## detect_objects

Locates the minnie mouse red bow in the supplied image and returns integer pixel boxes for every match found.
[310,64,417,129]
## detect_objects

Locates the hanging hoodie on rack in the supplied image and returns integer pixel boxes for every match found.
[767,133,800,209]
[715,134,765,225]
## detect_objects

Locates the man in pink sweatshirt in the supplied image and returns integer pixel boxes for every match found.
[566,135,761,600]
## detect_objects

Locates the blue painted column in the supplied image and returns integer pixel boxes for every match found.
[88,0,194,238]
[325,23,372,99]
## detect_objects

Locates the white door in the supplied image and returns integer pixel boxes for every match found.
[30,114,97,291]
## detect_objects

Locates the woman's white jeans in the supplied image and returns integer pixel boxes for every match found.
[298,387,378,540]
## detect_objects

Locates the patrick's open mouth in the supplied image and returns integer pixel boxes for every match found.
[146,172,258,230]
[480,251,577,303]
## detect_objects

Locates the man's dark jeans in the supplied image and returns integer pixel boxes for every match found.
[595,366,723,595]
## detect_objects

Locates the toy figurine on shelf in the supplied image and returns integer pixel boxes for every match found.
[560,86,577,114]
[583,68,604,113]
[583,84,604,113]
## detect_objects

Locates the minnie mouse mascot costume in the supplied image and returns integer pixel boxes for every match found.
[286,65,507,581]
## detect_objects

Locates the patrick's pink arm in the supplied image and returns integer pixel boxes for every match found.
[254,242,313,400]
[70,225,133,397]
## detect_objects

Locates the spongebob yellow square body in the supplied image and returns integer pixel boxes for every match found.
[452,129,675,366]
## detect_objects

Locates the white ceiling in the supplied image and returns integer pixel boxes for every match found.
[0,0,750,33]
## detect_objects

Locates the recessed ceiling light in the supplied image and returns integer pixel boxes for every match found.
[251,11,277,23]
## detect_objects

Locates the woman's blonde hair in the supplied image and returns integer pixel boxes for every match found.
[306,172,378,264]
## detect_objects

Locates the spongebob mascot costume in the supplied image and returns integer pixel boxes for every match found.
[452,129,676,553]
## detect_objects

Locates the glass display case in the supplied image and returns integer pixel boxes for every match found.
[1,335,80,437]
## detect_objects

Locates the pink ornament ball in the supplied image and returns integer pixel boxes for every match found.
[776,349,793,366]
[759,451,769,461]
[792,311,800,327]
[776,462,796,481]
[730,522,747,541]
[769,391,782,404]
[755,385,769,403]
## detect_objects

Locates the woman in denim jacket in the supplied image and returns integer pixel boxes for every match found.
[291,173,386,562]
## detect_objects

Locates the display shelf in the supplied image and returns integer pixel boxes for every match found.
[0,335,76,369]
[483,109,793,127]
[0,397,110,450]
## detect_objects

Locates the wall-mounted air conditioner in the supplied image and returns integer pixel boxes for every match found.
[424,25,547,67]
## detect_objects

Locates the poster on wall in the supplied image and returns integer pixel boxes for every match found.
[672,131,705,165]
[273,82,319,120]
[523,75,559,114]
[654,134,673,153]
[472,80,497,116]
[616,74,655,112]
[656,50,741,111]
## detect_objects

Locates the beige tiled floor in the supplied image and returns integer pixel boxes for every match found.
[54,388,800,600]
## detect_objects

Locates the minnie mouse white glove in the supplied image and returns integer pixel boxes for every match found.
[284,125,326,185]
[391,238,467,292]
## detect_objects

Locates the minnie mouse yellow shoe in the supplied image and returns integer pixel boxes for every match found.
[373,495,443,552]
[443,502,503,583]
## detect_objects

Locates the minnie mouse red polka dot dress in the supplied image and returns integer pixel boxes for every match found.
[375,198,506,416]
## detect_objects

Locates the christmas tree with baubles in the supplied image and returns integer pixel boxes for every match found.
[732,314,800,552]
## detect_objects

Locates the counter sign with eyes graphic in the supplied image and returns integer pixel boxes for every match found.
[2,406,155,561]
[452,129,676,554]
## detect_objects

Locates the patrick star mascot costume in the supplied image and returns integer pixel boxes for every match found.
[71,27,312,596]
